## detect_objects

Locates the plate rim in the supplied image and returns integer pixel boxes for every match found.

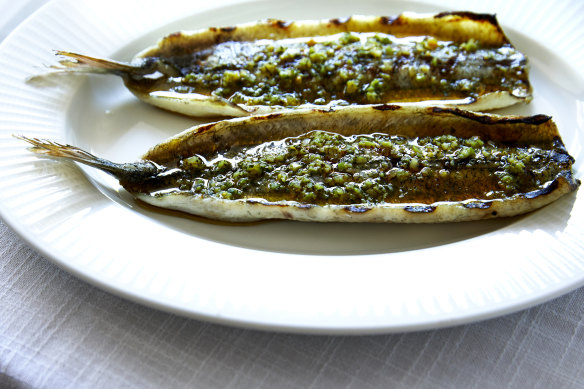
[0,0,583,334]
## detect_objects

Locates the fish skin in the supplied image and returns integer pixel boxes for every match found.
[16,105,579,223]
[53,12,532,118]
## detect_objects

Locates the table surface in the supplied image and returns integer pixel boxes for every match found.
[1,1,584,388]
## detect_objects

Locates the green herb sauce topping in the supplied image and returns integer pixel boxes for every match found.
[161,32,529,106]
[171,130,568,205]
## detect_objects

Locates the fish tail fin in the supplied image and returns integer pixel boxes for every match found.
[53,51,139,76]
[16,135,170,190]
[15,135,167,187]
[15,135,141,179]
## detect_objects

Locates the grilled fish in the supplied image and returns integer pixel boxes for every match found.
[17,105,578,223]
[54,12,532,117]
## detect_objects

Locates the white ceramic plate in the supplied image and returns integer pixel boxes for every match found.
[0,0,583,334]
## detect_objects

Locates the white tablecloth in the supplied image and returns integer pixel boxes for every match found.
[1,2,583,388]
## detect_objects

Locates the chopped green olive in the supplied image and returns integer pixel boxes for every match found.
[214,159,233,173]
[182,155,206,171]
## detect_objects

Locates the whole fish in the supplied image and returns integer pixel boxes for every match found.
[17,105,579,223]
[54,12,532,117]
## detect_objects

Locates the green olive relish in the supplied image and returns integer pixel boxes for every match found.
[165,32,529,106]
[172,130,569,205]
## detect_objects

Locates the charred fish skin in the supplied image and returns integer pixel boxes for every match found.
[54,12,532,117]
[17,105,579,223]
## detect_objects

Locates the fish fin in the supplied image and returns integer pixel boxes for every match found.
[14,134,130,177]
[53,51,139,75]
[16,135,101,163]
[15,135,166,186]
